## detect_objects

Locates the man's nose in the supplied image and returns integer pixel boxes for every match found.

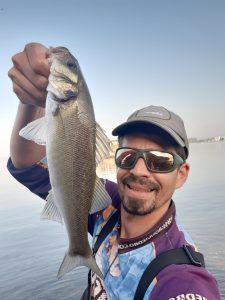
[130,157,150,177]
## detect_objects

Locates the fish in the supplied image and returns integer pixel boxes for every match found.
[19,46,112,279]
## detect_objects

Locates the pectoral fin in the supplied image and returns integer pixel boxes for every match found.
[19,117,47,145]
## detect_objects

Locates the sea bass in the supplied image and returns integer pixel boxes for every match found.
[19,47,112,279]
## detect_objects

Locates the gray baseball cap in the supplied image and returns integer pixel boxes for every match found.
[112,105,189,157]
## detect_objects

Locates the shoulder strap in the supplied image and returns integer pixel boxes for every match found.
[85,209,119,294]
[133,245,205,300]
[93,209,120,254]
[92,211,205,300]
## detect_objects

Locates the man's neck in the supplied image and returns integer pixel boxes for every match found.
[120,202,171,239]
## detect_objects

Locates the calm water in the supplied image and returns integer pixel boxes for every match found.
[1,141,225,299]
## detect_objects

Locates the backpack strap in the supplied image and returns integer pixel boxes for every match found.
[91,210,205,300]
[133,245,205,300]
[93,209,120,254]
[81,210,120,299]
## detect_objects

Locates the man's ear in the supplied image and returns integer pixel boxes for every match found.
[175,163,190,189]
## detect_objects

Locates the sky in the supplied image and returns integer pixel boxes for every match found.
[1,0,225,157]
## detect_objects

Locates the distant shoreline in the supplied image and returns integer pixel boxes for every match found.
[189,137,225,143]
[1,139,225,164]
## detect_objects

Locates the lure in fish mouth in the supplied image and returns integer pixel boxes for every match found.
[19,46,112,279]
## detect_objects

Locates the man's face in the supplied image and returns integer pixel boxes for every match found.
[116,133,189,216]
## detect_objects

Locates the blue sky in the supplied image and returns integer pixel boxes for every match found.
[1,0,225,157]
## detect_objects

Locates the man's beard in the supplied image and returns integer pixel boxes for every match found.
[122,196,156,216]
[121,175,160,216]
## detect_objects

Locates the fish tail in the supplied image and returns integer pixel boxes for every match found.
[57,252,103,279]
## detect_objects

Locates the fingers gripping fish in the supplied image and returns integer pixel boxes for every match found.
[19,47,112,279]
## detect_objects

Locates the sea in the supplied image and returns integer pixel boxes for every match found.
[1,141,225,300]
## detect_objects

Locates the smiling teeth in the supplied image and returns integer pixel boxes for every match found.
[127,184,153,192]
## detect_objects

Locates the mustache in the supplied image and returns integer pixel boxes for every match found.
[122,175,160,191]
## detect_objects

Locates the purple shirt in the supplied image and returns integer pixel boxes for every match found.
[7,158,221,299]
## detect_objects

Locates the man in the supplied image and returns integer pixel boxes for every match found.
[8,43,220,299]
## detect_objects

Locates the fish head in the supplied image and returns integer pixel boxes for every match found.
[47,47,79,102]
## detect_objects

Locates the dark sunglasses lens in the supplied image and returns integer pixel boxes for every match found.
[116,149,137,168]
[115,148,178,172]
[146,151,174,171]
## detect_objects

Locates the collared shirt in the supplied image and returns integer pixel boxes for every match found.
[89,202,220,299]
[7,158,221,299]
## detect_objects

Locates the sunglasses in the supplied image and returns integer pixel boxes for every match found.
[115,147,184,173]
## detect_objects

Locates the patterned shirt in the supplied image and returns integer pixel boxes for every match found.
[7,158,221,299]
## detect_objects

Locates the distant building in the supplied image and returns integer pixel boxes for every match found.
[214,136,225,142]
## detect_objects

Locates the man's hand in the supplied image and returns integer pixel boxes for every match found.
[9,43,50,168]
[8,43,50,107]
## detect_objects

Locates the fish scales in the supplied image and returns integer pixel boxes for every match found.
[47,99,95,256]
[19,47,112,279]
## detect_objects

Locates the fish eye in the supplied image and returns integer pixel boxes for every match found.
[67,62,77,69]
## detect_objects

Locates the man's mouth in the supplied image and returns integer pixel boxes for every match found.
[126,182,155,193]
[123,175,160,193]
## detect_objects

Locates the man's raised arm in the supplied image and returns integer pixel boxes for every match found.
[8,43,50,168]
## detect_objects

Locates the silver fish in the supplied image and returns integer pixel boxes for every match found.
[19,47,112,279]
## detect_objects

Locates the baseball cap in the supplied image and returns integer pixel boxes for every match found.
[112,105,189,158]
